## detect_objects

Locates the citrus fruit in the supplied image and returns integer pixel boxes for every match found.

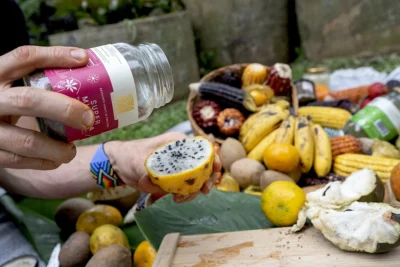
[261,180,306,226]
[263,143,300,172]
[133,240,157,267]
[145,137,215,196]
[216,172,240,192]
[90,224,130,254]
[76,204,123,235]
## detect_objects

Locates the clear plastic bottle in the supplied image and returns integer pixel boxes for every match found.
[24,43,174,143]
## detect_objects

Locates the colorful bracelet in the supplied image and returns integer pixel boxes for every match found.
[90,143,124,188]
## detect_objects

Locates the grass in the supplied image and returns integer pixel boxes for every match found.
[75,99,189,146]
[75,52,400,145]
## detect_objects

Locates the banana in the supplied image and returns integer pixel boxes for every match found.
[242,110,289,152]
[247,128,279,162]
[294,116,314,173]
[274,115,295,144]
[239,104,283,141]
[312,123,332,177]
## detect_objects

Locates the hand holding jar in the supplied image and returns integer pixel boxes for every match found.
[0,45,94,170]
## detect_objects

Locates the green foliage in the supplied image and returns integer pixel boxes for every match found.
[16,0,185,45]
[135,189,274,249]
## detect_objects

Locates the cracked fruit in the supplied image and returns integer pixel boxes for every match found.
[145,137,215,196]
[261,181,306,226]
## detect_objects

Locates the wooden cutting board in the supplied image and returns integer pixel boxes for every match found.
[153,227,400,267]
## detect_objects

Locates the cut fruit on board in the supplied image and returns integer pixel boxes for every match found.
[154,227,400,267]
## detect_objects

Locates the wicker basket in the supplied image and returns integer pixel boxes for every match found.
[187,63,298,143]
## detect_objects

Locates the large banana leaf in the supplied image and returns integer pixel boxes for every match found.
[135,189,274,250]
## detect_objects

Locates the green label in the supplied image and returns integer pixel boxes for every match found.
[350,106,397,140]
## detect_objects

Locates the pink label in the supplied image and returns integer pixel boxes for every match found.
[44,49,118,142]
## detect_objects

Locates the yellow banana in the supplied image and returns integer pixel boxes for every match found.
[274,115,295,144]
[239,105,283,141]
[312,123,332,177]
[294,116,314,173]
[242,110,289,152]
[247,128,279,162]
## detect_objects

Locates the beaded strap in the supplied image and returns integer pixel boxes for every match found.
[90,143,124,188]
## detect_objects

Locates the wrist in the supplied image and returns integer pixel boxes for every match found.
[103,141,122,168]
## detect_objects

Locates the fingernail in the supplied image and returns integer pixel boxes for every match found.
[70,49,87,61]
[82,110,94,128]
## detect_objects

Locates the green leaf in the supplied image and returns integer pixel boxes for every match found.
[135,189,274,250]
[121,223,146,251]
[17,206,62,264]
[16,198,65,221]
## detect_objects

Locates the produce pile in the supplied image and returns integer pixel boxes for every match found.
[53,190,156,267]
[188,62,400,253]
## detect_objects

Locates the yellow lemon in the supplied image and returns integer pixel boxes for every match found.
[145,137,215,196]
[133,240,157,267]
[89,224,130,254]
[261,181,306,227]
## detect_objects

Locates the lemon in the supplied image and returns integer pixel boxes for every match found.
[90,224,130,254]
[261,181,306,227]
[134,240,157,267]
[145,137,215,196]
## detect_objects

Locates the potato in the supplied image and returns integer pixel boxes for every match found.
[58,231,91,267]
[55,198,95,234]
[90,224,130,254]
[230,158,265,188]
[220,138,246,171]
[260,170,294,192]
[85,244,132,267]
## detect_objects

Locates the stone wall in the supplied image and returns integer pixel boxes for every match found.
[183,0,290,68]
[296,0,400,61]
[49,12,199,101]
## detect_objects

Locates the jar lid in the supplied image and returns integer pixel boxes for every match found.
[306,66,329,74]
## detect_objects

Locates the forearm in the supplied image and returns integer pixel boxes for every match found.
[0,143,104,199]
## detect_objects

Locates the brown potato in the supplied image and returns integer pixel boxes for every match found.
[260,170,294,192]
[55,198,95,234]
[219,138,247,171]
[230,158,265,188]
[58,231,91,267]
[85,244,132,267]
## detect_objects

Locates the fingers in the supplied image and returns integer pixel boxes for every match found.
[0,87,94,130]
[213,154,222,172]
[138,175,166,194]
[0,45,88,83]
[173,191,200,203]
[0,122,77,164]
[0,149,60,170]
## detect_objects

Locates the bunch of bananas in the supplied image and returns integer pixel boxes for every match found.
[240,103,333,177]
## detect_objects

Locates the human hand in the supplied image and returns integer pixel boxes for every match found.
[104,132,222,203]
[0,45,95,170]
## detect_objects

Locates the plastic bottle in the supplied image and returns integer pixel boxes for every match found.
[24,43,174,143]
[343,91,400,141]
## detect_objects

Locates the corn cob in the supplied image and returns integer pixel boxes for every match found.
[330,135,362,158]
[298,106,351,129]
[333,153,400,181]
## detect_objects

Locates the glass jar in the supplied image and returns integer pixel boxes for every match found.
[24,43,174,143]
[303,66,330,88]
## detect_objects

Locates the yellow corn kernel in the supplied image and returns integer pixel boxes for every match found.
[298,107,351,129]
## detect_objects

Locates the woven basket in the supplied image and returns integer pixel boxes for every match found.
[187,63,298,143]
